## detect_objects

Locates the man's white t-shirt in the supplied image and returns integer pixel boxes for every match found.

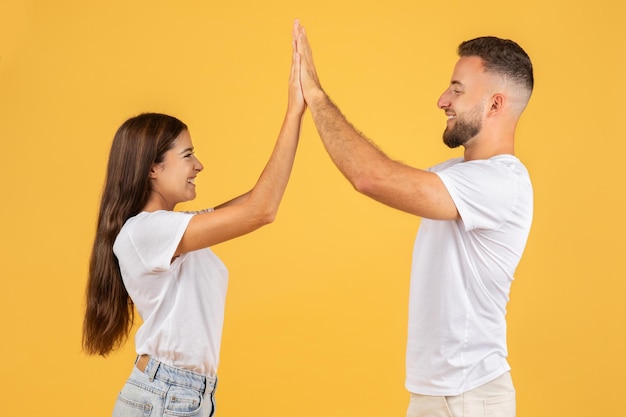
[406,155,533,396]
[113,210,228,377]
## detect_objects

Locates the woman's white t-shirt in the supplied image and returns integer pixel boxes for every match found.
[113,210,228,377]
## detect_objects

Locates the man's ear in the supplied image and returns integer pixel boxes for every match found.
[488,94,505,116]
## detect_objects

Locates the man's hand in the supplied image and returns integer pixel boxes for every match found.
[293,19,325,104]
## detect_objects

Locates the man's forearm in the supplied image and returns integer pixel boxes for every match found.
[307,90,389,186]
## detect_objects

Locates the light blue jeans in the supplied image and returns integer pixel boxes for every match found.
[112,357,218,417]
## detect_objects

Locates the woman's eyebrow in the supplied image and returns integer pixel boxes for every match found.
[178,147,194,155]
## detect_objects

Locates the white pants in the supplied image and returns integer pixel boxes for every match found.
[406,372,515,417]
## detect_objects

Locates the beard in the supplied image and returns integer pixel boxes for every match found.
[442,105,483,148]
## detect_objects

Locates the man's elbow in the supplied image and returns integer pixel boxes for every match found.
[351,174,379,198]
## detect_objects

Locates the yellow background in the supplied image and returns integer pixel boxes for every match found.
[1,1,624,416]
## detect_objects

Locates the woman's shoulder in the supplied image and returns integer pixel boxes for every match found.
[114,210,197,266]
[118,210,195,242]
[127,210,194,225]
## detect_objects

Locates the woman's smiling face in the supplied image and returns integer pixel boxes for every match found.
[149,129,204,210]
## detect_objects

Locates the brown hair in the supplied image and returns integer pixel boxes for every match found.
[83,113,187,356]
[458,36,534,95]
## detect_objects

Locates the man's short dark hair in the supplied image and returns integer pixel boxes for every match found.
[458,36,534,94]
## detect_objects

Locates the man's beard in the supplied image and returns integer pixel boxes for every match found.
[442,105,483,148]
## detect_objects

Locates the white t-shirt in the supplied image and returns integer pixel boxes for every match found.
[113,210,228,377]
[406,155,533,396]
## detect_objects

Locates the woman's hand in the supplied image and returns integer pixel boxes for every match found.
[287,20,306,117]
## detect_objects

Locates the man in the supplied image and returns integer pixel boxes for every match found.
[293,20,534,417]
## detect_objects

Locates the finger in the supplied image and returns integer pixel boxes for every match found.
[293,19,305,52]
[293,19,300,38]
[291,42,300,75]
[298,27,312,59]
[296,34,308,63]
[290,39,301,84]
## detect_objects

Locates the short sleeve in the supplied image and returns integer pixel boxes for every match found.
[116,211,195,272]
[435,159,519,231]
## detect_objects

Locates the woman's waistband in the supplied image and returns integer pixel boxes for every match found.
[135,354,217,394]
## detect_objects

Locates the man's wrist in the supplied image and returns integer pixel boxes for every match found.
[306,87,329,110]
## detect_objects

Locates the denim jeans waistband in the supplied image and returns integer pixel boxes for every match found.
[135,355,217,395]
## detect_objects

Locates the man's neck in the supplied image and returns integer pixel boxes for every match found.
[462,127,516,161]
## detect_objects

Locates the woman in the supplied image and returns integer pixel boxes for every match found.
[82,34,304,416]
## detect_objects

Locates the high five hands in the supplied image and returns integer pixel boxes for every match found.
[292,19,325,107]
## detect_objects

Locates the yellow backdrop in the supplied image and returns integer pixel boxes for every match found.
[1,1,624,416]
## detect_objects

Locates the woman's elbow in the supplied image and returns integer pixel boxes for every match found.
[261,209,277,226]
[252,205,278,228]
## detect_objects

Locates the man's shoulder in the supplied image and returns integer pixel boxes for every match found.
[428,157,464,172]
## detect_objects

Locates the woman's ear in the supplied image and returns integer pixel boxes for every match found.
[148,163,161,179]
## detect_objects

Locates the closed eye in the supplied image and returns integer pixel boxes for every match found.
[450,80,464,95]
[179,147,195,158]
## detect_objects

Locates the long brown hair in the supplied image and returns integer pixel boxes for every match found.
[83,113,187,356]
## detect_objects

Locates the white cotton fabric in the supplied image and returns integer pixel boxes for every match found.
[406,155,533,396]
[113,210,228,377]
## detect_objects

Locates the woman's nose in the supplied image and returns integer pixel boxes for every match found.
[195,157,204,172]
